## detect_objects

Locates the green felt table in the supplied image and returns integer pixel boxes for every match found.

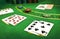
[0,3,60,39]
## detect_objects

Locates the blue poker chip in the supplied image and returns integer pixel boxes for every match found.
[18,6,23,9]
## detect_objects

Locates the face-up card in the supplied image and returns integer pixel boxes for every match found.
[0,8,14,15]
[45,4,54,9]
[24,20,40,35]
[36,4,46,10]
[2,14,26,26]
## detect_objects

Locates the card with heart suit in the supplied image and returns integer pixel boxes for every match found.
[2,14,26,26]
[36,4,54,10]
[24,20,54,36]
[45,4,54,9]
[0,8,14,15]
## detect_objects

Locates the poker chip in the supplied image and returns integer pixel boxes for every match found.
[24,8,31,13]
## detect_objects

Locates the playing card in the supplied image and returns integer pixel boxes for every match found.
[24,20,40,35]
[2,14,26,26]
[36,4,46,10]
[45,4,54,9]
[0,8,14,15]
[32,21,54,36]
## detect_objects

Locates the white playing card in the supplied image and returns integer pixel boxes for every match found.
[0,8,14,15]
[45,4,54,9]
[2,14,26,26]
[32,21,54,36]
[36,4,46,10]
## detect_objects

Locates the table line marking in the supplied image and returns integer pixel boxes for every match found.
[15,5,60,20]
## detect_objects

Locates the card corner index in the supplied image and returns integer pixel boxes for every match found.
[2,19,9,25]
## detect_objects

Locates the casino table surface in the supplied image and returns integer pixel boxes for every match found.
[0,3,60,39]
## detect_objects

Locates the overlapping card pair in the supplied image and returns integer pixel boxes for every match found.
[36,4,54,10]
[24,20,54,36]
